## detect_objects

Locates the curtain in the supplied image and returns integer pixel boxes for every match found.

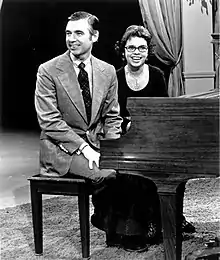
[138,0,185,97]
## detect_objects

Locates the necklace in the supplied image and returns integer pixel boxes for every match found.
[125,65,149,91]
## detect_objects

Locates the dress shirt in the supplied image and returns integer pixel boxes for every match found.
[70,53,93,95]
[70,53,92,152]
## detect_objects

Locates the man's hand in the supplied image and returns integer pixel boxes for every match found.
[82,145,100,169]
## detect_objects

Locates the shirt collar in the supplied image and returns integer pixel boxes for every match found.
[70,53,91,68]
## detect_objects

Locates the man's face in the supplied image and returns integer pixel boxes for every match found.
[65,19,98,60]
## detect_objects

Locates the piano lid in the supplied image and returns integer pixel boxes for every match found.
[179,88,220,99]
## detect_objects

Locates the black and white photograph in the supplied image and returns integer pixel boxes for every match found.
[0,0,219,259]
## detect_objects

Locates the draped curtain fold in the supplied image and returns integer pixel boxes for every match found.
[138,0,185,96]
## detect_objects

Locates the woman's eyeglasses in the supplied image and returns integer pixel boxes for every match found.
[125,45,148,53]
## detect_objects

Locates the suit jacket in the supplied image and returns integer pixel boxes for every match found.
[35,51,122,176]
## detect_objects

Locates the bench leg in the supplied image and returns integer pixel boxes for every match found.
[30,182,43,255]
[78,192,90,259]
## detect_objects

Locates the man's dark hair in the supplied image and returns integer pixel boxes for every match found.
[68,11,99,35]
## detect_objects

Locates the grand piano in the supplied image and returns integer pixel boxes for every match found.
[100,89,219,260]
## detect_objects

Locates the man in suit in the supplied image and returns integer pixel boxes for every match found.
[35,11,122,186]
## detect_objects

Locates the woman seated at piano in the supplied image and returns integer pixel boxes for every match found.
[91,25,195,252]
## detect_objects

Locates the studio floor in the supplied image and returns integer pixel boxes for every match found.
[0,130,40,209]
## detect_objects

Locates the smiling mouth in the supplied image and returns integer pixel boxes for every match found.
[131,57,142,61]
[69,44,80,49]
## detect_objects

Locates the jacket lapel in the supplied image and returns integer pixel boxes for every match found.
[56,51,87,123]
[90,57,106,124]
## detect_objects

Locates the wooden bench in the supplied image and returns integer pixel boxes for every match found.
[28,174,92,259]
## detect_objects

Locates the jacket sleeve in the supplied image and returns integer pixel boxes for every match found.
[101,66,123,139]
[35,64,86,154]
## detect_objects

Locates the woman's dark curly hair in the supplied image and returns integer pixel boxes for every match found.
[115,25,154,64]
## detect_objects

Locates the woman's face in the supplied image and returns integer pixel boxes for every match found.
[124,36,148,69]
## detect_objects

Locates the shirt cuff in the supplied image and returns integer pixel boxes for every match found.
[76,142,89,155]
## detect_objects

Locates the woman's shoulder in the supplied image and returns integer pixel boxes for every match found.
[116,67,125,75]
[148,64,164,76]
[116,67,126,85]
[148,64,168,96]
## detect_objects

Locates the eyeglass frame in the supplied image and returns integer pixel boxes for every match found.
[124,45,148,53]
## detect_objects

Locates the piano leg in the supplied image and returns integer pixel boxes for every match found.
[176,182,187,259]
[157,181,185,260]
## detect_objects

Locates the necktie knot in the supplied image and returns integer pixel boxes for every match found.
[78,62,85,70]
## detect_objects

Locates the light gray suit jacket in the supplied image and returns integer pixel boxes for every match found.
[35,51,122,176]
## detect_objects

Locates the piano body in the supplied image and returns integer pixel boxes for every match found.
[100,93,219,260]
